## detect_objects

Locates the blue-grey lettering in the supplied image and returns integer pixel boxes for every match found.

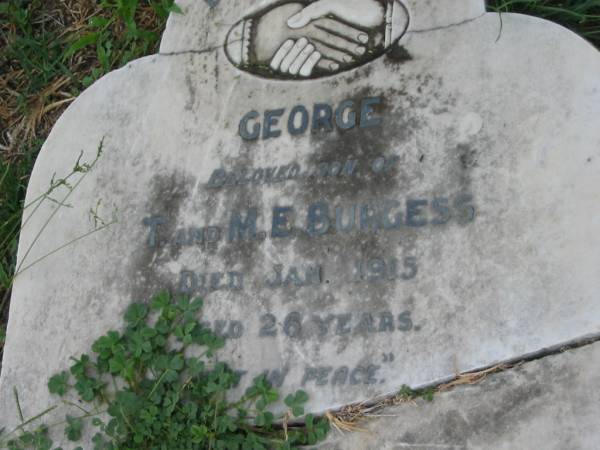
[360,97,383,128]
[143,216,168,248]
[228,208,258,242]
[174,228,189,246]
[331,367,349,386]
[315,367,332,385]
[287,163,301,179]
[406,199,428,227]
[266,265,283,288]
[227,321,244,339]
[360,204,381,231]
[350,366,366,385]
[355,313,376,333]
[454,193,476,223]
[178,270,243,295]
[379,312,395,332]
[335,205,356,232]
[238,96,383,141]
[263,367,289,388]
[311,315,335,337]
[285,267,303,287]
[398,311,413,331]
[251,168,264,184]
[263,108,285,139]
[271,206,293,238]
[239,110,260,140]
[304,265,322,286]
[382,200,402,229]
[371,156,386,173]
[431,197,451,225]
[206,226,221,242]
[342,159,358,176]
[312,103,333,132]
[207,169,227,188]
[335,99,357,130]
[264,167,278,183]
[210,272,224,290]
[288,105,309,135]
[259,314,277,337]
[227,272,244,290]
[302,367,318,386]
[283,312,302,338]
[400,257,418,280]
[178,270,198,295]
[307,202,330,236]
[336,314,352,335]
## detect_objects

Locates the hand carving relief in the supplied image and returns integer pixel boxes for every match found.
[225,0,409,79]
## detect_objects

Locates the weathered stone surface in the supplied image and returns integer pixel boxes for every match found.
[318,341,600,450]
[1,0,600,445]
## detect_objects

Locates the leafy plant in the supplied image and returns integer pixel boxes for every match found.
[397,384,435,402]
[3,426,53,450]
[2,292,330,449]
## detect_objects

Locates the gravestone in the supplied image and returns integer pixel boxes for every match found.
[1,0,600,446]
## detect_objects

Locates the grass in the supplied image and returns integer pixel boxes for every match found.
[0,0,179,360]
[488,0,600,45]
[0,0,599,359]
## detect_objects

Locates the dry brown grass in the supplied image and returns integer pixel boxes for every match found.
[2,1,91,153]
[0,0,166,157]
[325,363,511,435]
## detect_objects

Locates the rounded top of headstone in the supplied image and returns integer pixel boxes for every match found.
[160,0,486,56]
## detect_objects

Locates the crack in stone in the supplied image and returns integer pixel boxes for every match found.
[157,12,488,59]
[393,445,463,449]
[322,332,600,424]
[498,332,600,368]
[407,12,487,34]
[158,41,230,57]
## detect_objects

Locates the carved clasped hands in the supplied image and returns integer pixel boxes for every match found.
[225,0,409,79]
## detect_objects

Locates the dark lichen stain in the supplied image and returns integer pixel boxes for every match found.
[213,49,220,88]
[128,172,196,301]
[125,69,479,335]
[185,73,197,111]
[196,138,267,278]
[279,85,429,314]
[340,64,374,85]
[457,144,478,169]
[222,75,467,319]
[385,45,413,65]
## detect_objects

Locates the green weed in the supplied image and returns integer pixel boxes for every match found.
[0,139,114,346]
[1,292,330,449]
[397,384,435,402]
